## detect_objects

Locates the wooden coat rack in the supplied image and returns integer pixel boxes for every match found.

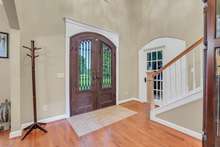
[21,40,47,140]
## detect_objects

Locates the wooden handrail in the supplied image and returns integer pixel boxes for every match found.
[146,37,203,111]
[148,37,204,78]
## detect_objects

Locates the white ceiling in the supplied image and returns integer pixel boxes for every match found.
[0,0,2,5]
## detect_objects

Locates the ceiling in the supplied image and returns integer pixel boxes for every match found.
[0,0,2,5]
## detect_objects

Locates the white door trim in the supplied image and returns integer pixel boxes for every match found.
[65,18,120,118]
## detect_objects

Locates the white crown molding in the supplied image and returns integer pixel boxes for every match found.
[64,17,119,36]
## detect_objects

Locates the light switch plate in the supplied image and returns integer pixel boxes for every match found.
[56,73,64,78]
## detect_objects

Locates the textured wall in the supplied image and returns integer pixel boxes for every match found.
[0,5,10,103]
[157,99,203,133]
[14,0,203,123]
[137,0,203,133]
[17,0,139,123]
[135,0,203,91]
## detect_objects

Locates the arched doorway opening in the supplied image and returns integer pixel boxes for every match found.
[138,37,186,104]
[69,32,116,116]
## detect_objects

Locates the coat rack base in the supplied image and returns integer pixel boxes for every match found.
[21,122,47,140]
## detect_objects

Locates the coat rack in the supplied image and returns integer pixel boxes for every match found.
[21,40,47,140]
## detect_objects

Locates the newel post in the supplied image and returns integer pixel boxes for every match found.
[146,72,155,111]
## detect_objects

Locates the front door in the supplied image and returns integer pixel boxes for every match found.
[70,32,116,116]
[203,0,220,146]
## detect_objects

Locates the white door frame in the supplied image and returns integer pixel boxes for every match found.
[65,18,120,118]
[145,47,165,106]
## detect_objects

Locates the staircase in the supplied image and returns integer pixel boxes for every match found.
[147,38,204,139]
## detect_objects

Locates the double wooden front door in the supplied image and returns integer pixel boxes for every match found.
[70,32,116,116]
[203,0,220,146]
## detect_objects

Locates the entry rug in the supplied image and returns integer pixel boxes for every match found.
[68,105,137,137]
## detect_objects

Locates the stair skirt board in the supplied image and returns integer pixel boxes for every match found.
[150,114,202,140]
[149,88,203,140]
[153,88,202,115]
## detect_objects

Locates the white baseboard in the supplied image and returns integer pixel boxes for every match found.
[150,114,203,140]
[117,97,143,105]
[9,129,22,139]
[9,98,140,139]
[21,114,68,129]
[9,114,67,139]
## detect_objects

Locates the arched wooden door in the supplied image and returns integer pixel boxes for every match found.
[70,32,116,116]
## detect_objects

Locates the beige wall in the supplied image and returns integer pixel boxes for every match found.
[136,0,203,46]
[0,5,10,102]
[0,3,22,134]
[135,0,203,91]
[157,99,203,133]
[15,0,203,123]
[17,0,139,123]
[137,0,203,133]
[9,29,21,132]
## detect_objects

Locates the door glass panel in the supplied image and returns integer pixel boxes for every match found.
[147,52,151,61]
[216,0,220,37]
[146,49,163,104]
[79,40,92,91]
[147,62,152,70]
[102,43,112,88]
[158,51,162,60]
[216,48,220,141]
[152,52,157,60]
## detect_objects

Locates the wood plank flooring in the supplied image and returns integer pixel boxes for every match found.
[0,101,202,147]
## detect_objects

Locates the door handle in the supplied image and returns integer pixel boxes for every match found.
[92,71,96,80]
[93,76,101,80]
[144,77,147,83]
[96,75,102,80]
[96,70,101,80]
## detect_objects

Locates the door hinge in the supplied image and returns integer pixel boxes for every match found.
[203,132,208,141]
[202,0,207,5]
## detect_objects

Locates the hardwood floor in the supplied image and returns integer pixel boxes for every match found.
[0,101,202,147]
